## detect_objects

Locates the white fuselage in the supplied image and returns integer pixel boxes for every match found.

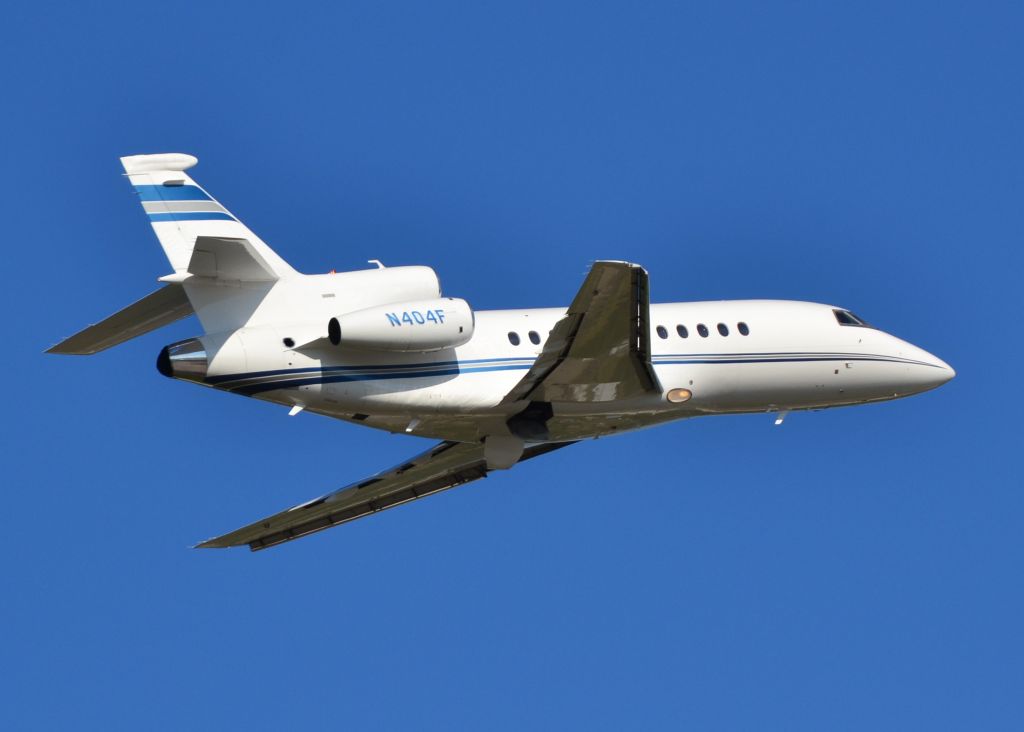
[52,154,959,549]
[173,295,953,444]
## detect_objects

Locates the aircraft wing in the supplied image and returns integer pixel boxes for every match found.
[197,440,573,551]
[503,260,661,403]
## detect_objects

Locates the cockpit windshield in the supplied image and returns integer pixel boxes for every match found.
[833,309,872,328]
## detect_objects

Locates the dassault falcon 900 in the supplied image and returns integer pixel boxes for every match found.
[49,153,955,551]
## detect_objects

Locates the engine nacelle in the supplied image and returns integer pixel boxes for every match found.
[328,297,474,352]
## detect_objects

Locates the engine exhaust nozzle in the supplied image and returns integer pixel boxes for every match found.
[157,338,208,382]
[328,317,341,346]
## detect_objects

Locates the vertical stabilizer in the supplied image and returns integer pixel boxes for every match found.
[120,153,297,280]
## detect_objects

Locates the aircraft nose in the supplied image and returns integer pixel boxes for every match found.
[905,344,955,392]
[930,354,956,383]
[923,356,955,388]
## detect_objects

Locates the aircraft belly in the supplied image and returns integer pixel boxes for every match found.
[307,409,689,443]
[245,353,930,443]
[541,410,689,442]
[315,368,528,412]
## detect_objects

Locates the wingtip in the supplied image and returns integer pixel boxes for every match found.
[194,533,251,550]
[45,343,89,356]
[193,537,224,549]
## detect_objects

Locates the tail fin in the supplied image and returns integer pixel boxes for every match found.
[120,153,296,280]
[49,154,298,356]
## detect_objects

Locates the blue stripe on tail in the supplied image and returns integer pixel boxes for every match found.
[147,212,236,222]
[134,185,211,202]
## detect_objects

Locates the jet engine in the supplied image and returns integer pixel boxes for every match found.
[328,297,474,352]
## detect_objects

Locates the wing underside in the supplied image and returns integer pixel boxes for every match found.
[198,440,573,551]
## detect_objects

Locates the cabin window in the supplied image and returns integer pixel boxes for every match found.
[717,323,729,336]
[656,325,668,339]
[697,323,709,338]
[508,332,521,346]
[738,322,750,336]
[282,337,295,348]
[676,324,688,338]
[834,309,871,327]
[528,330,541,345]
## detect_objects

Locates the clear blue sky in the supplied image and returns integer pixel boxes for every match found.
[2,2,1021,729]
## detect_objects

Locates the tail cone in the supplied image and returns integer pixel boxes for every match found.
[156,346,173,377]
[156,338,208,382]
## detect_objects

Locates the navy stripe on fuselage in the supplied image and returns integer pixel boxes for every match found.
[652,351,941,367]
[230,363,527,396]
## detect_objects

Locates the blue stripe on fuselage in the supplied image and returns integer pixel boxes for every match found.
[205,357,537,385]
[212,352,936,397]
[209,351,934,388]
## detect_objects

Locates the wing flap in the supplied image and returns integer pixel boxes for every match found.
[197,441,573,551]
[46,284,193,355]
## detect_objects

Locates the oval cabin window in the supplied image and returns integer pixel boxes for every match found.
[656,325,668,339]
[738,322,750,336]
[528,331,541,345]
[676,325,688,338]
[508,332,520,346]
[717,323,729,336]
[697,323,709,338]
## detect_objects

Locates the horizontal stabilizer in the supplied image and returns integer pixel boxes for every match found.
[188,236,278,282]
[47,284,193,355]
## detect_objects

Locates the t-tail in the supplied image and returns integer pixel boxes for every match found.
[47,153,296,355]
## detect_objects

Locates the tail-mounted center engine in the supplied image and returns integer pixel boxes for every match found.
[328,297,474,352]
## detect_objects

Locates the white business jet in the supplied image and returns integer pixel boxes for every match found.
[49,153,955,550]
